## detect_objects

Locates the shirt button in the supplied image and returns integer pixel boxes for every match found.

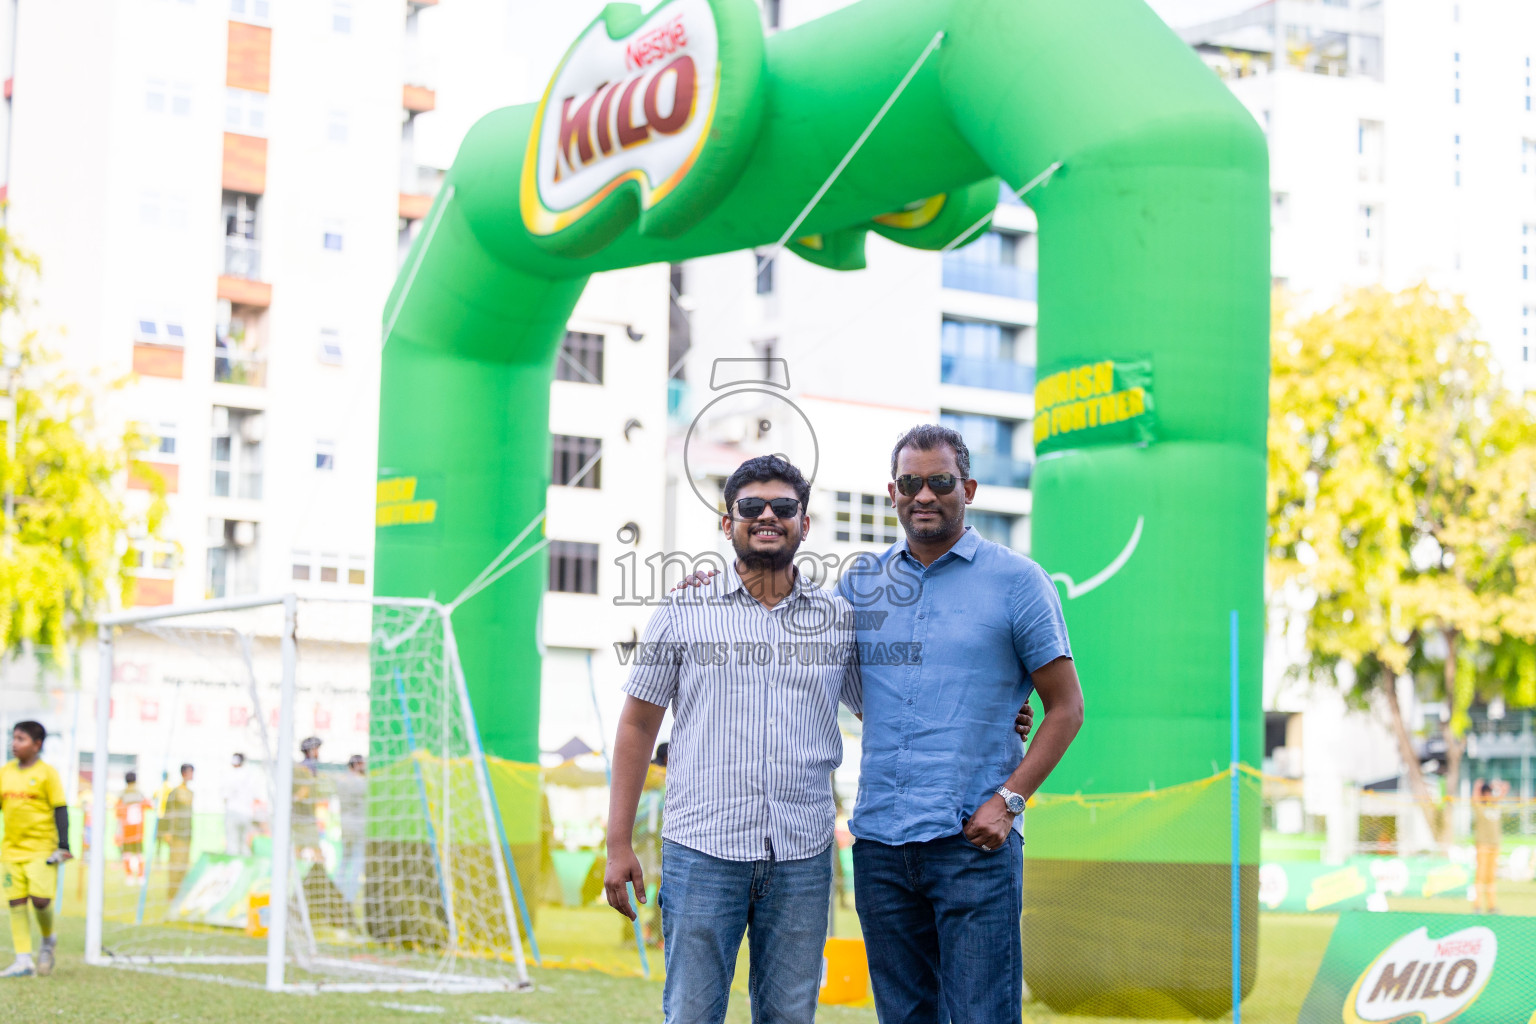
[906,698,914,705]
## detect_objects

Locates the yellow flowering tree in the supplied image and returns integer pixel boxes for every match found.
[1268,285,1536,841]
[0,232,165,663]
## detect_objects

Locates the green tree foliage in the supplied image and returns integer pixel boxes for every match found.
[1268,285,1536,840]
[0,232,166,660]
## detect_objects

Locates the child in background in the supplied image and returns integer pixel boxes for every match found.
[0,721,72,978]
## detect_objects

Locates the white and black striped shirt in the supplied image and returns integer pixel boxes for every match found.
[623,563,862,863]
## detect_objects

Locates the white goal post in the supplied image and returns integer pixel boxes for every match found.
[84,594,530,993]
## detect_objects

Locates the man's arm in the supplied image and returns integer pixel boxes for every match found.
[962,655,1084,850]
[603,697,668,920]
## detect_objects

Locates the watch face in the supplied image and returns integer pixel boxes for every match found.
[1005,794,1025,814]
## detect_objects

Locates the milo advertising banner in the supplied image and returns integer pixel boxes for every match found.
[166,853,271,929]
[1033,358,1157,455]
[1299,911,1535,1023]
[1260,858,1473,914]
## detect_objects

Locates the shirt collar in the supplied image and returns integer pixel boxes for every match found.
[721,559,813,602]
[896,524,982,565]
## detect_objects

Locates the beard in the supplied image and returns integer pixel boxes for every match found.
[898,501,965,541]
[731,524,799,571]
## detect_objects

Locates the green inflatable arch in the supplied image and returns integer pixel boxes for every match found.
[376,0,1267,1013]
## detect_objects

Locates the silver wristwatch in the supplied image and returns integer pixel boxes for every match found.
[996,785,1025,815]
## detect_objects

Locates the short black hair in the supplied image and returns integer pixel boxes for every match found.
[722,455,810,515]
[1479,781,1494,796]
[125,771,138,784]
[180,763,194,775]
[890,424,970,479]
[12,721,45,746]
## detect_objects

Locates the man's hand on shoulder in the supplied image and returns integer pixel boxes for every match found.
[670,568,720,593]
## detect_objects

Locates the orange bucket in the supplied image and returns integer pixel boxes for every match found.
[819,937,870,1005]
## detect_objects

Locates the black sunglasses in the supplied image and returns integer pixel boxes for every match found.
[894,473,961,497]
[733,497,802,520]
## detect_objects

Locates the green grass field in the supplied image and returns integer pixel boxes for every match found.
[3,887,1529,1023]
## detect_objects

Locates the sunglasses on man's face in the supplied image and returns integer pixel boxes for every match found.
[733,497,802,520]
[894,473,961,497]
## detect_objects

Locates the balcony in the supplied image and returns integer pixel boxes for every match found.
[968,450,1033,490]
[212,469,263,501]
[941,257,1038,300]
[214,343,267,387]
[941,354,1035,394]
[225,236,261,280]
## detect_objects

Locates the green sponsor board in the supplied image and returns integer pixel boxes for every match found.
[1033,358,1156,456]
[1260,858,1473,915]
[166,853,270,929]
[1299,911,1536,1024]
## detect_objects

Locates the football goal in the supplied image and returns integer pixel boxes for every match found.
[83,594,531,993]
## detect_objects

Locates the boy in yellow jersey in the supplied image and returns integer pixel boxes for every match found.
[0,721,71,978]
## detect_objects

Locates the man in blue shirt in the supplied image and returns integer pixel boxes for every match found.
[840,423,1084,1024]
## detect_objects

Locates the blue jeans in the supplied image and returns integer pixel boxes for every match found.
[660,839,831,1024]
[852,831,1023,1024]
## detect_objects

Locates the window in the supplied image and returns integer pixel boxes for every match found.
[315,441,336,471]
[940,318,1035,392]
[207,518,259,598]
[210,407,263,499]
[552,434,601,488]
[147,80,191,116]
[332,0,352,33]
[230,0,271,23]
[967,511,1020,549]
[292,561,311,581]
[548,540,599,594]
[347,564,367,585]
[318,329,344,365]
[940,411,1032,489]
[154,422,178,459]
[556,330,604,383]
[136,318,186,346]
[755,252,774,294]
[126,537,178,575]
[323,221,344,251]
[320,564,339,583]
[834,491,898,545]
[226,88,268,137]
[223,191,262,278]
[943,230,1036,298]
[327,111,349,143]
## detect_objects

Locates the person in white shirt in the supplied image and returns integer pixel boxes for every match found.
[221,753,261,856]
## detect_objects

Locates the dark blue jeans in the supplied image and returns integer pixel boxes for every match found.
[660,839,832,1024]
[853,830,1023,1024]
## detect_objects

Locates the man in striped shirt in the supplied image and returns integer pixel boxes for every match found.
[604,455,860,1024]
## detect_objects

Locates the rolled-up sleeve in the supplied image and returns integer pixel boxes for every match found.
[622,599,681,708]
[1011,562,1072,675]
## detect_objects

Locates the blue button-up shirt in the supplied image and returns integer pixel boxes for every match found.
[838,526,1072,845]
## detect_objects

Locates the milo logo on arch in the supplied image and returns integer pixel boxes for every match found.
[1344,925,1496,1024]
[520,0,765,257]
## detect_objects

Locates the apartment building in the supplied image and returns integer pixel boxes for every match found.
[1181,0,1536,391]
[1,0,423,610]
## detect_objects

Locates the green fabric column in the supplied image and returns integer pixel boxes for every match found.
[377,189,587,763]
[943,0,1269,1014]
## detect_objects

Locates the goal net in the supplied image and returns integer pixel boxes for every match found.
[83,595,530,993]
